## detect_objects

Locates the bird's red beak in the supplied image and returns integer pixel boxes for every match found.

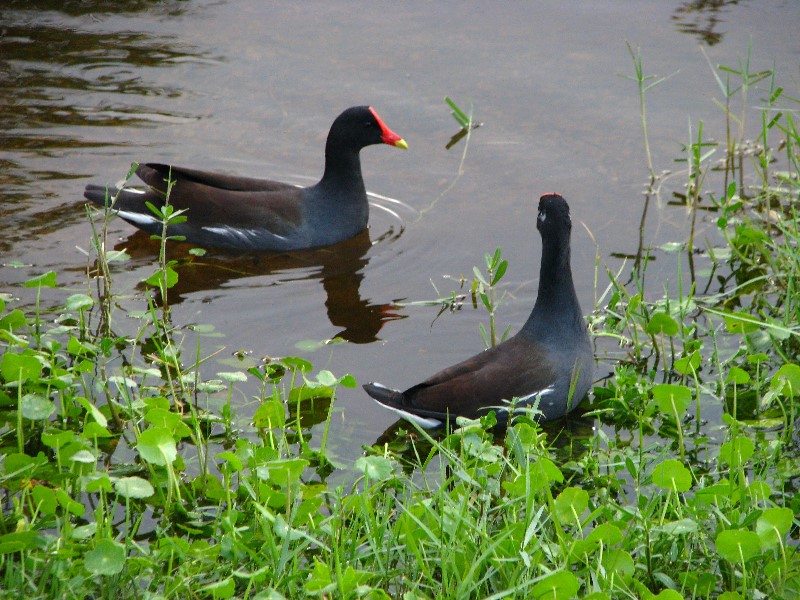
[370,106,408,149]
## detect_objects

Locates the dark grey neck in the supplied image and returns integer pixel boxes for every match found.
[521,233,584,342]
[318,140,366,198]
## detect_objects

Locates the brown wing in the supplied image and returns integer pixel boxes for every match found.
[403,335,558,419]
[134,163,305,236]
[138,163,298,193]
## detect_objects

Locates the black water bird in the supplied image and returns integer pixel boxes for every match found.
[83,106,407,251]
[363,193,593,427]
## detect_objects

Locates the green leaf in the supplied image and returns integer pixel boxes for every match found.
[0,531,42,554]
[41,429,74,449]
[21,394,54,421]
[304,560,335,594]
[281,356,313,372]
[74,397,108,427]
[216,451,243,472]
[652,384,692,417]
[756,507,793,548]
[722,311,760,334]
[217,371,247,383]
[746,480,771,502]
[316,370,338,387]
[445,96,471,128]
[480,292,492,312]
[72,523,98,540]
[339,566,371,595]
[84,539,126,576]
[602,548,635,576]
[726,366,751,385]
[770,363,800,397]
[70,450,97,464]
[717,592,745,600]
[24,271,57,288]
[104,250,130,263]
[145,200,162,217]
[85,474,113,494]
[531,570,580,600]
[504,457,564,497]
[83,422,112,440]
[491,259,508,285]
[679,571,716,597]
[1,353,42,383]
[719,436,754,468]
[652,591,684,600]
[67,336,96,358]
[143,265,178,290]
[586,523,623,545]
[203,577,235,599]
[354,456,394,481]
[554,487,589,524]
[716,529,761,564]
[652,459,692,492]
[656,518,699,535]
[136,427,178,466]
[0,308,26,332]
[338,373,357,388]
[258,459,308,488]
[145,407,191,438]
[3,453,46,480]
[32,486,58,515]
[646,312,679,335]
[659,241,685,253]
[64,293,94,311]
[114,476,155,500]
[531,457,564,489]
[673,350,700,375]
[253,400,286,429]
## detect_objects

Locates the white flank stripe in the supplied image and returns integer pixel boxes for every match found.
[202,225,286,241]
[373,400,442,429]
[516,385,555,404]
[117,211,158,226]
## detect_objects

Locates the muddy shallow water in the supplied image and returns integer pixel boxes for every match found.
[2,0,799,460]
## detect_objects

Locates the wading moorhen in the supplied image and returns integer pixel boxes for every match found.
[363,193,593,428]
[83,106,407,251]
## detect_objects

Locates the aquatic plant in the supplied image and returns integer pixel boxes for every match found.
[0,47,799,599]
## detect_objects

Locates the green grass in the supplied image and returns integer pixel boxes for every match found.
[1,48,800,599]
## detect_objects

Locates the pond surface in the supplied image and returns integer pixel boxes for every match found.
[2,0,799,461]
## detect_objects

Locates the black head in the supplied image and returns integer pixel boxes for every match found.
[328,106,407,150]
[536,193,572,240]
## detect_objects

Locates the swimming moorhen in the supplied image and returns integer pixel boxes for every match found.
[83,106,407,251]
[363,193,593,428]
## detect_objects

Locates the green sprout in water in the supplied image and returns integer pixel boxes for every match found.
[445,96,482,149]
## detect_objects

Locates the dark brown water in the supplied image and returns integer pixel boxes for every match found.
[2,0,799,460]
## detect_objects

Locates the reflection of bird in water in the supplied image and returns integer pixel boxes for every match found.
[671,0,737,46]
[103,228,404,344]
